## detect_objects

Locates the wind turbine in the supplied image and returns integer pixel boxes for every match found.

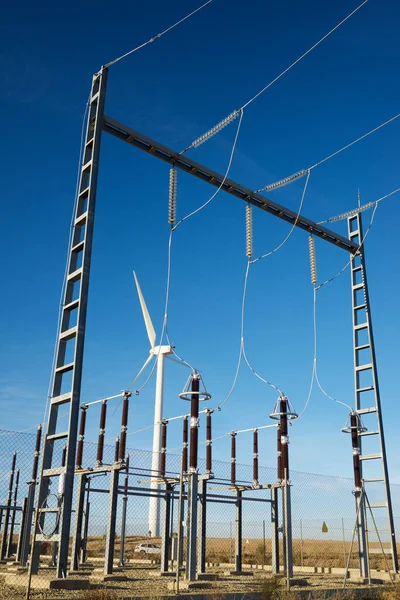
[133,271,173,537]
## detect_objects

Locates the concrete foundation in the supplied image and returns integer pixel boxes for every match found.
[49,578,90,590]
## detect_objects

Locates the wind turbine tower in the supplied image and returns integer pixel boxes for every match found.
[133,272,173,537]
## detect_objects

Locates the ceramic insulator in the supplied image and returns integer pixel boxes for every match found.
[168,168,177,224]
[308,235,317,286]
[246,204,253,258]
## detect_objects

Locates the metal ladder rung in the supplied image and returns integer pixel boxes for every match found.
[363,478,384,482]
[74,212,87,227]
[55,361,74,374]
[354,304,367,311]
[355,345,370,352]
[59,326,77,341]
[63,299,79,312]
[79,186,90,199]
[82,161,92,173]
[36,533,60,543]
[39,507,61,513]
[355,363,373,372]
[353,283,364,291]
[47,432,69,442]
[51,393,72,406]
[368,547,393,554]
[369,502,387,508]
[357,407,377,415]
[356,386,374,392]
[72,241,84,254]
[355,323,368,331]
[359,430,379,437]
[67,267,83,283]
[359,453,381,461]
[43,467,65,477]
[349,229,360,236]
[352,265,362,272]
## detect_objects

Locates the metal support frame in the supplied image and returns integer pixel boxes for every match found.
[271,487,279,574]
[161,483,172,573]
[81,481,90,564]
[282,478,293,578]
[0,452,17,560]
[16,497,27,563]
[104,466,120,575]
[186,375,200,581]
[119,456,130,567]
[29,68,108,581]
[71,473,87,571]
[31,63,397,590]
[235,490,243,573]
[198,478,207,573]
[348,213,398,574]
[6,468,20,557]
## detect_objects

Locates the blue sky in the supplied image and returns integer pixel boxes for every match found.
[1,0,399,483]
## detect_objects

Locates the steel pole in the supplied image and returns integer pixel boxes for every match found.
[7,468,20,557]
[149,351,166,538]
[186,374,200,581]
[0,452,17,560]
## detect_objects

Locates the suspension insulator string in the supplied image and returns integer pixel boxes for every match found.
[308,235,317,286]
[182,110,240,153]
[257,169,308,193]
[246,204,253,258]
[168,167,177,225]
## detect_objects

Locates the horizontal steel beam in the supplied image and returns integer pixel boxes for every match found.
[103,115,357,254]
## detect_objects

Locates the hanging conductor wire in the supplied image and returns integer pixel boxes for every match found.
[257,112,400,194]
[173,109,244,231]
[318,186,400,224]
[104,0,213,68]
[181,0,367,154]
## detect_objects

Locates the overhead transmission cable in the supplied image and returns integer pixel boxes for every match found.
[257,112,400,193]
[104,0,213,68]
[297,202,379,418]
[173,110,244,230]
[318,186,400,224]
[216,174,312,410]
[182,0,368,155]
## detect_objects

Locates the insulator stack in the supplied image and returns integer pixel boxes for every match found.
[31,425,42,481]
[96,400,107,465]
[230,433,237,486]
[119,392,131,462]
[253,429,259,485]
[61,444,67,468]
[160,422,167,478]
[76,406,87,469]
[308,235,317,286]
[168,168,177,225]
[259,169,307,193]
[114,437,120,463]
[189,110,239,149]
[246,204,253,258]
[182,416,188,473]
[277,422,282,482]
[189,375,200,472]
[350,414,362,490]
[280,397,289,481]
[206,410,212,473]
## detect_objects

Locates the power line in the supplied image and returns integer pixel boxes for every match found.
[319,187,400,224]
[183,0,367,154]
[257,113,400,193]
[104,0,213,68]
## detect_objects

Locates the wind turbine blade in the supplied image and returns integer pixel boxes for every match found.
[133,271,156,349]
[131,353,155,386]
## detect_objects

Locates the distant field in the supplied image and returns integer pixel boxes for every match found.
[83,534,397,570]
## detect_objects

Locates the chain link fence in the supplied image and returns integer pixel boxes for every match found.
[1,428,399,598]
